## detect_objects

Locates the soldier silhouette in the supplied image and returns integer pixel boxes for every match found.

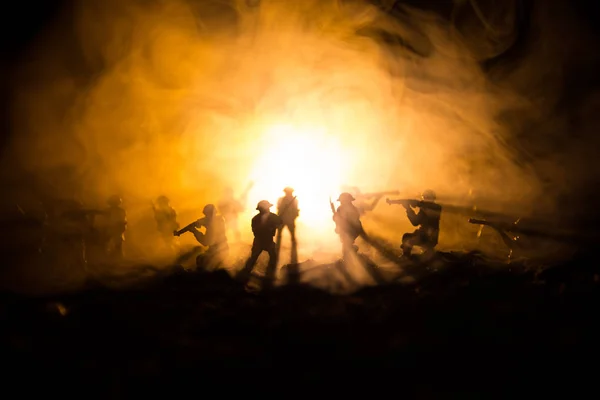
[276,187,299,263]
[174,204,228,270]
[237,200,282,288]
[104,195,127,261]
[332,192,365,259]
[218,183,253,243]
[153,195,179,250]
[46,199,91,271]
[388,189,442,258]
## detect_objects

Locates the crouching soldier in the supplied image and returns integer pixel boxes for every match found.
[174,204,228,270]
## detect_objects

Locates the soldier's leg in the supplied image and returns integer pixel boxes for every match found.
[340,233,357,259]
[114,237,124,259]
[401,232,416,256]
[237,242,262,280]
[275,226,283,253]
[231,216,241,242]
[288,222,297,244]
[265,241,278,288]
[288,222,298,264]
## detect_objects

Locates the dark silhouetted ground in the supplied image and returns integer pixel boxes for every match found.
[1,249,599,394]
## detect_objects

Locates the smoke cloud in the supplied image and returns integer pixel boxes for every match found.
[3,0,599,282]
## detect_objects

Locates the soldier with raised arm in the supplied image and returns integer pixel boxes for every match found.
[174,204,228,269]
[340,185,398,216]
[218,182,253,243]
[387,189,442,258]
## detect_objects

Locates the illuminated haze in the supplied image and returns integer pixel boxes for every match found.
[4,0,598,268]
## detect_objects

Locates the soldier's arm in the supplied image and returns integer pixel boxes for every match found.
[406,208,422,226]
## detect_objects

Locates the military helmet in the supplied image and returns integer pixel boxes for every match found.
[283,187,294,194]
[203,204,216,216]
[337,192,355,202]
[256,200,273,211]
[157,195,169,205]
[107,195,122,206]
[422,189,436,201]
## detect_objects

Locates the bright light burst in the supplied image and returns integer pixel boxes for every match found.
[247,123,348,236]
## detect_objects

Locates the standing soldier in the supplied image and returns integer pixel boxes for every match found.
[276,187,299,257]
[237,200,282,287]
[152,195,179,250]
[104,195,127,261]
[46,199,90,271]
[387,189,442,258]
[331,192,365,259]
[174,204,229,270]
[218,182,254,243]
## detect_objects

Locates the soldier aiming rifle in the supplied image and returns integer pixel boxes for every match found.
[174,204,228,269]
[387,189,441,258]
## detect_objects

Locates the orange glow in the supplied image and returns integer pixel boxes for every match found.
[245,123,346,239]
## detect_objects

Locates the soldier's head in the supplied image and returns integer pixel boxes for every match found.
[421,189,436,202]
[256,200,273,213]
[107,195,122,207]
[283,187,294,195]
[157,195,169,206]
[203,204,216,217]
[337,192,355,204]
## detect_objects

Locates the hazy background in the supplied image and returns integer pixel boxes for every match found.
[1,0,599,292]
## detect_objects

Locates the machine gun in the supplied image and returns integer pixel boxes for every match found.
[468,217,521,260]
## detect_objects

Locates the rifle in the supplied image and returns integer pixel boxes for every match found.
[330,196,340,233]
[277,196,298,218]
[238,181,254,204]
[386,198,438,209]
[174,220,199,237]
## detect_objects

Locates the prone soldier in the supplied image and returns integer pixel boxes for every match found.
[331,192,365,259]
[387,189,442,258]
[174,204,229,270]
[152,195,179,250]
[237,200,282,287]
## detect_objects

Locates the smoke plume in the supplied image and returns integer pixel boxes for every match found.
[3,0,600,282]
